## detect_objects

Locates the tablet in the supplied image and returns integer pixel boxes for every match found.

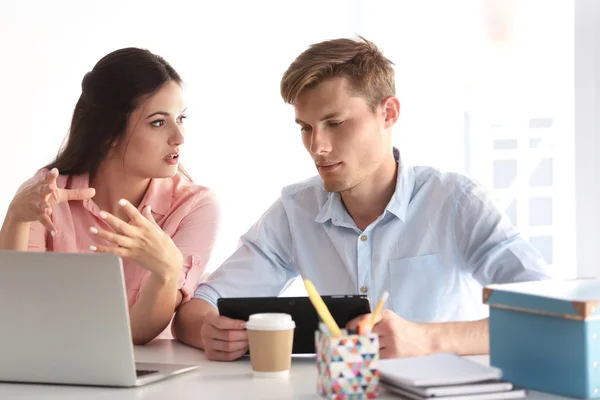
[217,295,371,354]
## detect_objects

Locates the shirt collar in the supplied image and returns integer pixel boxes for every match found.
[385,147,414,222]
[70,173,173,217]
[314,191,347,225]
[138,177,173,216]
[315,147,414,225]
[68,174,101,217]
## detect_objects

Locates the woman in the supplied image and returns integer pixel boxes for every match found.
[0,48,220,344]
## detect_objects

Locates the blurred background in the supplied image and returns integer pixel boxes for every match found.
[0,0,597,289]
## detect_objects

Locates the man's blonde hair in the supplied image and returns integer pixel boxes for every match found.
[280,37,395,111]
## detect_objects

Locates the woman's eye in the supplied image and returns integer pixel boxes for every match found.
[328,121,343,128]
[151,120,165,127]
[177,115,187,124]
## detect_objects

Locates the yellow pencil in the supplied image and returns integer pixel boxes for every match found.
[370,291,389,328]
[303,279,342,337]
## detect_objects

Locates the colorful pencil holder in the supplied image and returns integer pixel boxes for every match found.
[315,326,380,399]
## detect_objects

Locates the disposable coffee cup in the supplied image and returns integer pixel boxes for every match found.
[246,313,295,378]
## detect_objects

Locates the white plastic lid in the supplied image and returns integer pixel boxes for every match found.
[245,313,296,331]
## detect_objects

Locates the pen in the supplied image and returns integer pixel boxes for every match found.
[370,290,389,328]
[303,279,342,337]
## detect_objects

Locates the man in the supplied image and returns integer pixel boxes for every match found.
[173,37,550,361]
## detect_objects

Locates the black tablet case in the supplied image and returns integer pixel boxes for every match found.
[217,295,371,354]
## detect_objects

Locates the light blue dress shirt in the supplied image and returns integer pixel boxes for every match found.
[194,149,551,322]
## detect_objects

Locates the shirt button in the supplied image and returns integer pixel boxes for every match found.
[360,286,368,294]
[360,235,368,242]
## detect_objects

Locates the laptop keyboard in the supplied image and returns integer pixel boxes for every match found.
[136,369,159,377]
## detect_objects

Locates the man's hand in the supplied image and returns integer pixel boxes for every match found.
[201,314,248,361]
[347,309,434,359]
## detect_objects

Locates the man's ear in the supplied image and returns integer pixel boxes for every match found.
[381,96,400,128]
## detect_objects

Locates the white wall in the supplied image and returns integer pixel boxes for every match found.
[0,0,357,270]
[574,0,600,278]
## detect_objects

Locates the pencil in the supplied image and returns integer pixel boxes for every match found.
[303,279,342,337]
[370,291,389,328]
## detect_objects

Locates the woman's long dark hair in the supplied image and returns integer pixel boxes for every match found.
[47,47,190,179]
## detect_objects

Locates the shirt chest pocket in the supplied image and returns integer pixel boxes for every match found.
[388,253,445,323]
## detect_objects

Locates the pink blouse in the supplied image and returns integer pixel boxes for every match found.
[22,171,220,338]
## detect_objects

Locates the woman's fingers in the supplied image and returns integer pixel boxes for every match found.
[98,210,138,237]
[40,214,57,236]
[58,187,96,203]
[44,168,58,184]
[39,183,52,196]
[90,226,134,249]
[142,206,162,231]
[89,244,130,258]
[117,199,147,226]
[43,169,59,200]
[39,183,59,203]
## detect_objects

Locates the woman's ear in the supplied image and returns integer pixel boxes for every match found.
[111,139,118,148]
[105,139,119,158]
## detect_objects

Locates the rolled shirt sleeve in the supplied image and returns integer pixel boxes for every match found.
[453,180,553,285]
[193,199,298,308]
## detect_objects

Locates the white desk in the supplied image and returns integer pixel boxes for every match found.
[0,339,574,399]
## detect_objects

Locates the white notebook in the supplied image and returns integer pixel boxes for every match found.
[378,353,503,387]
[383,383,526,400]
[380,378,513,397]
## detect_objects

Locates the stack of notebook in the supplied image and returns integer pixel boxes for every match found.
[378,353,526,400]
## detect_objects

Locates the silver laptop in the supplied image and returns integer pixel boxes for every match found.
[0,250,198,387]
